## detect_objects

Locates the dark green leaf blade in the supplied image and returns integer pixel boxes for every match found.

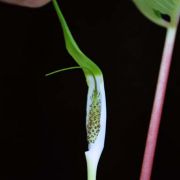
[133,0,180,28]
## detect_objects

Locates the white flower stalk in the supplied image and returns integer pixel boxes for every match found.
[51,1,107,180]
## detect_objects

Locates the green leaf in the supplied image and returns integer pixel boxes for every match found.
[133,0,180,27]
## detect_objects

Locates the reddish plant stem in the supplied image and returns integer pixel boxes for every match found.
[140,27,177,180]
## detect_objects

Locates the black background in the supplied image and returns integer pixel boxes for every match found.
[0,0,180,179]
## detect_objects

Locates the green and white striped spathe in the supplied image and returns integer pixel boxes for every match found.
[52,1,107,180]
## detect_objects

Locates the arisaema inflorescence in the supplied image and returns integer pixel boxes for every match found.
[46,1,107,180]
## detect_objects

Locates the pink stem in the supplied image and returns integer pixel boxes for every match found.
[140,27,177,180]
